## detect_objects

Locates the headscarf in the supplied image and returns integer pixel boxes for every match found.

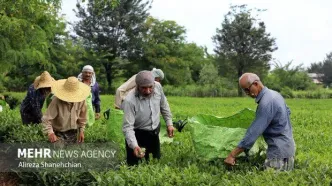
[135,71,154,87]
[151,68,164,80]
[77,65,96,86]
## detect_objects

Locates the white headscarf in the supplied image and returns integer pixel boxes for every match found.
[151,68,164,80]
[77,65,96,86]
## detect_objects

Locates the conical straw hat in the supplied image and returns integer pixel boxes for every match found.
[35,71,55,89]
[51,77,91,102]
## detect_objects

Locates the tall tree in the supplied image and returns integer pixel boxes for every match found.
[308,52,332,86]
[73,0,151,92]
[0,0,66,91]
[308,62,323,73]
[212,4,277,96]
[139,17,208,85]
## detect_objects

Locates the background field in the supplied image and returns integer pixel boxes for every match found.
[1,94,332,185]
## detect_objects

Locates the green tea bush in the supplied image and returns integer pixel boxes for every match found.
[0,96,332,185]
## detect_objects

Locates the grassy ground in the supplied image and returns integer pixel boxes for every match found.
[1,93,332,185]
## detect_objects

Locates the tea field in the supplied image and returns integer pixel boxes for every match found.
[1,94,332,185]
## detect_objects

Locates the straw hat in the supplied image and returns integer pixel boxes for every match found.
[33,76,41,89]
[35,71,55,89]
[51,77,91,102]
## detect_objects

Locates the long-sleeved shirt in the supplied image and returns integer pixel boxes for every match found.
[115,74,137,109]
[42,96,87,135]
[91,82,101,113]
[77,73,101,113]
[20,84,45,123]
[238,87,295,159]
[122,82,173,149]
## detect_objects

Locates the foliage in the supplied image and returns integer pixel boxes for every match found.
[163,84,238,97]
[265,61,315,92]
[212,4,277,96]
[138,17,210,85]
[0,0,66,91]
[1,95,332,185]
[198,63,219,85]
[73,0,151,92]
[308,51,332,87]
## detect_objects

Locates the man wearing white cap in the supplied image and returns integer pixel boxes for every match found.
[122,70,174,165]
[42,77,90,143]
[78,65,101,124]
[115,68,164,109]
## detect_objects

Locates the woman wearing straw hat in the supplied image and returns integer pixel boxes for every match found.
[20,71,54,125]
[42,77,90,143]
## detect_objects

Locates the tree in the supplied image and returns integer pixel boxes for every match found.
[308,62,323,74]
[198,63,219,85]
[139,17,209,85]
[321,52,332,86]
[265,61,314,91]
[73,0,151,92]
[308,52,332,86]
[212,4,277,96]
[0,0,66,91]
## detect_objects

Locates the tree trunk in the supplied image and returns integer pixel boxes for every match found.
[103,62,112,93]
[237,68,243,97]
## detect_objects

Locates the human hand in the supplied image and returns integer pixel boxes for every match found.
[133,146,145,158]
[78,130,84,143]
[224,154,236,166]
[167,125,175,138]
[48,133,58,143]
[95,113,101,120]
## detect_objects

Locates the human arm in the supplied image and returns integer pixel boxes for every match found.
[42,97,59,142]
[122,99,139,150]
[158,84,174,137]
[225,101,276,166]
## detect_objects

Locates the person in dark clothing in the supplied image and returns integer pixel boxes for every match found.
[20,71,54,125]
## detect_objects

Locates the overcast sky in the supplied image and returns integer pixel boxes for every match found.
[61,0,332,68]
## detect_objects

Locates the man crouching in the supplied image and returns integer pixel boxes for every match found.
[42,77,90,144]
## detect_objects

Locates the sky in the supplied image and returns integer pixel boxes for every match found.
[60,0,332,68]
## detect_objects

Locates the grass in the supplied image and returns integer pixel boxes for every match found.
[1,93,332,185]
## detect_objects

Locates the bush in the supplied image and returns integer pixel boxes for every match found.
[280,87,294,98]
[163,84,237,97]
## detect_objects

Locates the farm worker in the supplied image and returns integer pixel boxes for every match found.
[77,65,101,123]
[0,94,9,112]
[122,70,174,166]
[224,73,296,171]
[42,77,90,144]
[20,71,54,125]
[115,68,164,109]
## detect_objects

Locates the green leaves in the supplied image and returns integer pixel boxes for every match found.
[0,0,66,90]
[213,4,277,96]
